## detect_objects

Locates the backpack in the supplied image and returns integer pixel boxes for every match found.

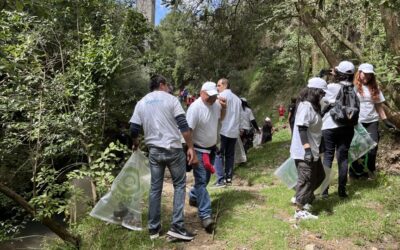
[329,84,360,126]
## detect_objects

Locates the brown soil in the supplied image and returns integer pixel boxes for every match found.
[377,132,400,175]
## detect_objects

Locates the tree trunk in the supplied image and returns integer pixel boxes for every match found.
[380,5,400,57]
[0,182,80,247]
[295,2,339,67]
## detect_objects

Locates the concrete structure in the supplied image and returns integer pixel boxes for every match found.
[136,0,155,25]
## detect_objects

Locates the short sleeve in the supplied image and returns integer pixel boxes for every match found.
[173,97,185,117]
[294,102,314,127]
[129,102,142,125]
[375,90,385,103]
[186,104,198,130]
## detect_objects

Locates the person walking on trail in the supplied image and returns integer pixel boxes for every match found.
[186,81,227,233]
[239,97,261,154]
[350,63,397,179]
[321,61,357,198]
[216,78,242,186]
[278,104,286,124]
[287,97,297,134]
[290,77,327,220]
[129,75,198,241]
[261,117,273,144]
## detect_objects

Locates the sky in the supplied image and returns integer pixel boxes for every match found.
[155,0,170,25]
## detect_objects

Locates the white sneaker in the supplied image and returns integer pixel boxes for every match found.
[303,203,312,211]
[290,197,296,204]
[294,210,318,220]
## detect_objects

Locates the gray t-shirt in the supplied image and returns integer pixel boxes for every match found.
[129,91,185,149]
[290,101,322,160]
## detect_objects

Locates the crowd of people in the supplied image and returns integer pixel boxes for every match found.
[127,59,396,240]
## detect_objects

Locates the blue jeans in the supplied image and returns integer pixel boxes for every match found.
[220,134,237,180]
[189,151,213,219]
[214,154,225,184]
[148,147,186,231]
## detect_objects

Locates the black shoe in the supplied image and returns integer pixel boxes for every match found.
[201,217,214,233]
[149,225,161,240]
[189,198,197,207]
[338,187,348,198]
[167,226,195,241]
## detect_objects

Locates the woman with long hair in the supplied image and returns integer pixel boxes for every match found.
[350,63,396,179]
[290,77,327,220]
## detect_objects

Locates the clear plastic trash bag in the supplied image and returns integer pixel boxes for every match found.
[253,133,262,149]
[235,138,247,164]
[90,151,150,231]
[275,123,377,190]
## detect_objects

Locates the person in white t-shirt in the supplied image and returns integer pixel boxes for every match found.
[321,61,356,198]
[186,81,226,233]
[290,77,327,220]
[216,78,242,185]
[239,97,261,154]
[129,75,198,241]
[350,63,396,179]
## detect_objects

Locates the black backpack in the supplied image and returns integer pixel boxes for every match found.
[329,84,360,126]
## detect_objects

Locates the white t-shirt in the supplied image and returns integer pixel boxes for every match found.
[322,81,353,130]
[186,98,221,148]
[356,85,385,123]
[240,107,255,130]
[129,91,185,149]
[290,101,322,160]
[219,89,242,138]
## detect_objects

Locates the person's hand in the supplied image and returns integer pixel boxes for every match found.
[383,119,396,130]
[132,138,139,151]
[304,148,313,164]
[218,96,227,109]
[187,147,199,166]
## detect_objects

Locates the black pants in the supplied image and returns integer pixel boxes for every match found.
[295,159,325,206]
[240,129,254,154]
[350,121,379,177]
[220,134,237,180]
[322,126,354,190]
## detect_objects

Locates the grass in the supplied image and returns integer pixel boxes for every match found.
[45,128,400,249]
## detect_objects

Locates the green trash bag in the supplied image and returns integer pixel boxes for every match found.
[348,123,377,164]
[90,151,150,231]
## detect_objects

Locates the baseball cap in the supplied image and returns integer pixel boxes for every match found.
[240,97,247,102]
[335,61,355,74]
[201,81,218,96]
[265,116,271,122]
[307,77,327,92]
[358,63,375,74]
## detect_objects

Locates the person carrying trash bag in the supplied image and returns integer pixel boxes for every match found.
[321,61,358,198]
[186,81,226,233]
[290,77,327,220]
[350,63,397,179]
[129,75,199,241]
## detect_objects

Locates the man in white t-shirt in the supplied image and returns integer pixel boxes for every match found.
[129,75,198,241]
[186,81,226,233]
[216,78,242,185]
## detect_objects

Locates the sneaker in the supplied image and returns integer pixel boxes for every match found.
[212,182,226,188]
[290,197,296,204]
[189,198,197,207]
[225,178,232,185]
[149,225,161,240]
[303,203,312,211]
[294,210,318,220]
[167,226,195,241]
[338,187,348,198]
[201,217,214,233]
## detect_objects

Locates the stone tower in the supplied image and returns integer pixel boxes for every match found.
[136,0,155,25]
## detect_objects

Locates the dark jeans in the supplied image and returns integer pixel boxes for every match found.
[295,159,325,206]
[322,126,354,190]
[350,121,379,177]
[220,134,237,180]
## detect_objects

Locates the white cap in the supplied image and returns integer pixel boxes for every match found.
[335,61,355,74]
[265,116,271,122]
[201,81,218,96]
[358,63,375,74]
[241,97,247,102]
[307,77,327,92]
